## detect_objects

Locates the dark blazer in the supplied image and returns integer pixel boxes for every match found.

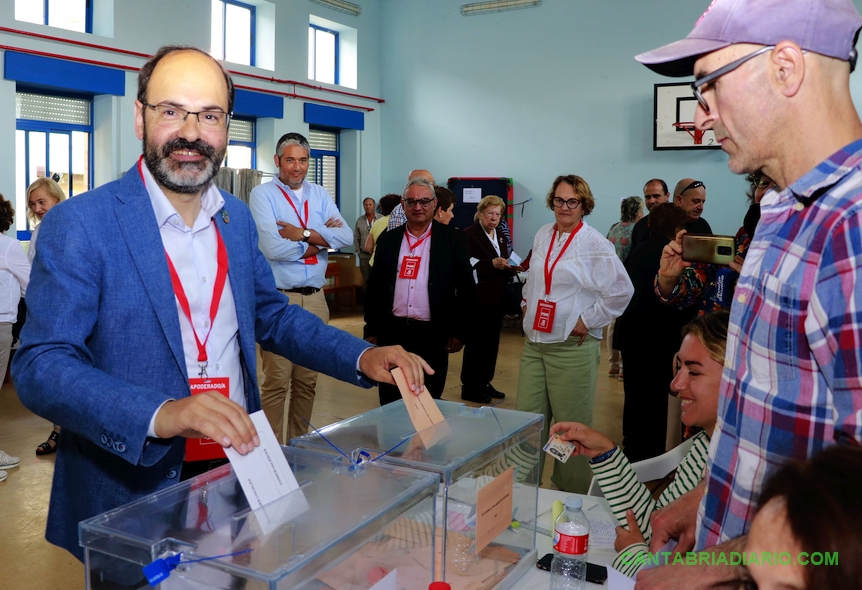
[11,164,373,560]
[463,223,511,307]
[364,220,476,343]
[614,237,695,352]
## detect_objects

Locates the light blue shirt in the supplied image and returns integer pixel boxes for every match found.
[249,176,352,289]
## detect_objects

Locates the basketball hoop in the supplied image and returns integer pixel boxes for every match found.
[673,122,705,145]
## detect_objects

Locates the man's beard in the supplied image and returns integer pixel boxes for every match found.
[143,132,225,195]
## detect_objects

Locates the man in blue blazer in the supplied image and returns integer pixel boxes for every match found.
[11,45,429,565]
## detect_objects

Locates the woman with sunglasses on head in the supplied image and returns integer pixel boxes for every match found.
[516,174,633,493]
[657,172,776,317]
[550,310,730,578]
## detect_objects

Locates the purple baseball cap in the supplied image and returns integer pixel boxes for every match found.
[635,0,862,77]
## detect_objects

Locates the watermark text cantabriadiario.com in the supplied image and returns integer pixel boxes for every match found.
[619,551,838,567]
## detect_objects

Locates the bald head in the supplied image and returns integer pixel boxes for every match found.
[674,178,706,223]
[408,169,435,185]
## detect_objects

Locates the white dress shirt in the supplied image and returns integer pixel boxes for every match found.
[141,162,244,436]
[522,220,633,343]
[0,234,30,322]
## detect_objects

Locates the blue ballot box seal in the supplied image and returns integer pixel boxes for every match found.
[143,549,253,587]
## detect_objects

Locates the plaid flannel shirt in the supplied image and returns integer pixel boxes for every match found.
[696,139,862,549]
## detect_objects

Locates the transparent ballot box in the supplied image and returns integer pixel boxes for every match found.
[79,447,439,590]
[291,401,544,589]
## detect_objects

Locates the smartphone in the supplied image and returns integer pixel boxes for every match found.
[536,553,609,584]
[681,233,736,265]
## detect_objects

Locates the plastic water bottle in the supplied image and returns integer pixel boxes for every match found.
[550,496,589,590]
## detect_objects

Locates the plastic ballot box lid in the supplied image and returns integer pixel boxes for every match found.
[292,400,543,483]
[79,446,439,590]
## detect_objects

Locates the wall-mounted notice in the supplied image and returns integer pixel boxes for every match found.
[463,187,482,203]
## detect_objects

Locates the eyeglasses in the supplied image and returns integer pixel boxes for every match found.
[755,177,773,189]
[680,181,705,194]
[143,103,231,129]
[691,45,774,112]
[403,197,437,208]
[552,197,581,209]
[282,157,309,166]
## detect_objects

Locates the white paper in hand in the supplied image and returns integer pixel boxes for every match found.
[224,410,301,509]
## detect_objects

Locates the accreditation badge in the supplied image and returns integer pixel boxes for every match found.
[399,256,421,279]
[303,254,319,265]
[184,377,230,462]
[533,300,556,333]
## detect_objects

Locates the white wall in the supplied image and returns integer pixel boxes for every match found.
[379,0,862,255]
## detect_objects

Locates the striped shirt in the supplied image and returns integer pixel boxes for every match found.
[696,139,862,549]
[591,431,710,577]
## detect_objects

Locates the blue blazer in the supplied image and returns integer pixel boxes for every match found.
[11,165,372,560]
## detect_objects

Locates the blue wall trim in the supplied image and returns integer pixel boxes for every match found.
[4,52,125,96]
[304,103,364,130]
[234,89,283,119]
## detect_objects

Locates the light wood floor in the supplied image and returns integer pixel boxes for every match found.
[0,310,624,589]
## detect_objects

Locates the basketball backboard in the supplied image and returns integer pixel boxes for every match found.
[653,83,720,150]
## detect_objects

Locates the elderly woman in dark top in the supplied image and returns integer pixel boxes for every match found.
[460,195,519,403]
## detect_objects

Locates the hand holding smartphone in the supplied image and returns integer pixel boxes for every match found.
[681,233,736,265]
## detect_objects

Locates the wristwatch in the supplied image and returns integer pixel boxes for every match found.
[301,229,311,242]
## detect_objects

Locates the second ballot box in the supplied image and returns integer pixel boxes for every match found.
[291,400,544,590]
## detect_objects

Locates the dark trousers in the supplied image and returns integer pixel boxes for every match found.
[460,303,503,388]
[620,348,674,463]
[378,316,449,405]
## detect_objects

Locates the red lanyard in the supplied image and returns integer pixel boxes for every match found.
[276,185,309,229]
[165,224,229,368]
[405,227,432,255]
[543,221,582,296]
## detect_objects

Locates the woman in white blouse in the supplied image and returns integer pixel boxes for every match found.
[517,174,633,493]
[26,178,66,455]
[0,193,30,479]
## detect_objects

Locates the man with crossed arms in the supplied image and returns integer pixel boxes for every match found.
[249,132,352,444]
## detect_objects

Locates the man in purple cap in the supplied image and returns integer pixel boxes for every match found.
[629,0,862,587]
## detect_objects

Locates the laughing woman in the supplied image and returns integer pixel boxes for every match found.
[517,174,633,493]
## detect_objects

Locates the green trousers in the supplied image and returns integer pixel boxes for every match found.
[516,335,600,493]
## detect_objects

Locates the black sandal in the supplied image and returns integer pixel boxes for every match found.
[36,430,59,456]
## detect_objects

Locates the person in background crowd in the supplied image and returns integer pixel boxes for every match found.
[249,131,353,444]
[0,193,30,480]
[354,197,382,287]
[605,195,644,378]
[366,194,402,266]
[656,173,775,317]
[460,195,520,403]
[364,178,476,405]
[672,178,712,235]
[26,177,66,456]
[629,178,670,255]
[615,203,693,462]
[517,174,633,493]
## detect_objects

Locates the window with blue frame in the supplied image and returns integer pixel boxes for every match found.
[308,128,339,206]
[15,92,92,237]
[15,0,91,33]
[308,24,339,85]
[211,0,255,66]
[225,118,255,169]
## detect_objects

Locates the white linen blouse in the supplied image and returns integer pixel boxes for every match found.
[0,233,30,323]
[522,220,632,343]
